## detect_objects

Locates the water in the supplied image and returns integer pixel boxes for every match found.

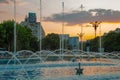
[0,50,120,80]
[0,65,120,80]
[41,74,120,80]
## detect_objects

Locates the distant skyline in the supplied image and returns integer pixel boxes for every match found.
[0,0,120,40]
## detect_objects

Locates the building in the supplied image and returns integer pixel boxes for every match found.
[20,12,45,40]
[59,34,79,50]
[59,34,69,40]
[59,34,69,49]
[68,37,79,50]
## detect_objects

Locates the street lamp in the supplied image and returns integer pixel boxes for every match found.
[77,4,85,51]
[99,23,102,53]
[14,0,16,56]
[39,0,42,51]
[90,21,102,53]
[59,2,64,60]
[62,2,64,53]
[77,25,84,51]
[90,21,101,38]
[77,33,84,51]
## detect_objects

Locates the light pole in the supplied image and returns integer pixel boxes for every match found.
[77,4,85,51]
[61,2,64,60]
[39,0,42,51]
[80,4,85,11]
[90,21,102,52]
[14,0,16,56]
[99,23,102,53]
[77,30,84,51]
[90,21,101,38]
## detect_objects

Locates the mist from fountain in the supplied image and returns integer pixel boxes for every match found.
[0,50,120,80]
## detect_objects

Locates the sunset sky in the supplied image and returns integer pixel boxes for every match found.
[0,0,120,40]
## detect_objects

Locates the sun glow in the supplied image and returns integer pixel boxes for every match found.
[42,21,120,40]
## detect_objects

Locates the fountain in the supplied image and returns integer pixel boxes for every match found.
[0,0,120,80]
[0,50,120,80]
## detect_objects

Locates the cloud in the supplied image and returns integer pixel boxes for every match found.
[44,9,120,26]
[0,0,16,4]
[0,0,28,6]
[0,0,9,4]
[18,2,28,6]
[0,10,7,14]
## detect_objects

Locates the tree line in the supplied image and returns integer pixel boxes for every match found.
[88,28,120,52]
[0,20,60,51]
[0,20,119,52]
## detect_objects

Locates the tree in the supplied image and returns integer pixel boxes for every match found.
[0,20,39,51]
[89,28,120,52]
[89,37,99,52]
[0,20,14,51]
[29,36,39,51]
[103,28,120,52]
[42,33,60,50]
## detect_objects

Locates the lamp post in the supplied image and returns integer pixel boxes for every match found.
[77,33,84,51]
[99,23,102,53]
[90,21,101,38]
[14,0,16,57]
[59,1,64,60]
[62,2,64,51]
[77,25,84,51]
[80,4,85,11]
[90,21,102,52]
[39,0,42,51]
[77,4,84,51]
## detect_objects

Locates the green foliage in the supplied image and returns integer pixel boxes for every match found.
[89,28,120,52]
[0,20,14,51]
[0,20,39,51]
[103,29,120,52]
[89,37,99,52]
[42,33,60,50]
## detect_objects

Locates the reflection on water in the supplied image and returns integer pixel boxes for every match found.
[0,66,120,80]
[1,65,119,80]
[0,59,120,80]
[0,69,42,80]
[83,66,120,75]
[40,66,120,77]
[42,67,75,78]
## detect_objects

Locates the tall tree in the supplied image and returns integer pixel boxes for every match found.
[89,37,99,52]
[103,28,120,52]
[42,33,60,50]
[0,20,14,51]
[89,28,120,52]
[0,20,39,51]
